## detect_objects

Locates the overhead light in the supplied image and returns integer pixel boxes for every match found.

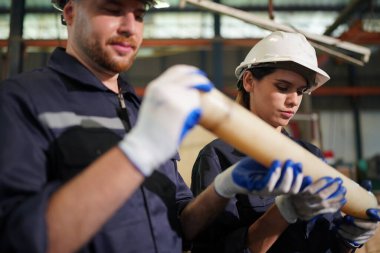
[154,0,170,9]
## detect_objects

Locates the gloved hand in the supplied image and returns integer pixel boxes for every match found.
[336,212,379,248]
[336,180,380,248]
[276,177,347,223]
[214,158,305,198]
[119,65,213,176]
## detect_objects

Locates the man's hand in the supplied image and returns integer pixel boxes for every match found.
[275,177,347,223]
[214,158,304,198]
[119,65,213,176]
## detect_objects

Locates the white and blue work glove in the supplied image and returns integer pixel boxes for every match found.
[119,65,213,176]
[275,176,347,223]
[335,180,380,248]
[214,158,304,199]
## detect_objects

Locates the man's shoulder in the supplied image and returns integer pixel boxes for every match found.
[1,67,56,89]
[0,67,67,109]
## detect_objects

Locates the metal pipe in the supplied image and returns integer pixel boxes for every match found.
[180,0,371,66]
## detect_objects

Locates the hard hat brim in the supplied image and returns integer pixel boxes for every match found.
[235,59,330,92]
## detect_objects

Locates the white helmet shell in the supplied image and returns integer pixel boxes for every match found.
[51,0,67,11]
[235,31,330,91]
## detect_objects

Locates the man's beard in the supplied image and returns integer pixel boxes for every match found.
[80,37,135,73]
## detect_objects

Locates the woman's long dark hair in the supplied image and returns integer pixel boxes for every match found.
[235,67,276,109]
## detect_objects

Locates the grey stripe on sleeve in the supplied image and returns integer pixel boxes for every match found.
[39,112,124,130]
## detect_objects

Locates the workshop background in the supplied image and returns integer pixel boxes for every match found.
[1,0,380,252]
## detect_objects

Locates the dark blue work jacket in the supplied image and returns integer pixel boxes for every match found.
[0,48,193,253]
[191,137,345,253]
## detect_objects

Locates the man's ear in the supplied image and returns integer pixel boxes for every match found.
[242,71,256,92]
[63,0,75,26]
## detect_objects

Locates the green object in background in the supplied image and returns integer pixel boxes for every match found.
[372,180,380,192]
[357,158,380,192]
[357,159,368,182]
[358,159,368,174]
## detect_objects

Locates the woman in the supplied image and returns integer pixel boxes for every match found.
[190,31,378,253]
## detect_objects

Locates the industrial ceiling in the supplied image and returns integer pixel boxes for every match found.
[1,0,379,77]
[0,0,379,40]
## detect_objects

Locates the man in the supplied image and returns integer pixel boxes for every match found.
[0,1,311,253]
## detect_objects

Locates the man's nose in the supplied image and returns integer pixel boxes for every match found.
[118,12,136,36]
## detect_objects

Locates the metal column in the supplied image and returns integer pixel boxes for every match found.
[7,0,25,78]
[348,64,363,161]
[212,0,223,89]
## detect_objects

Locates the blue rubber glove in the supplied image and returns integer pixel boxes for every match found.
[214,158,304,198]
[276,177,347,223]
[336,212,379,247]
[119,65,213,176]
[336,180,380,247]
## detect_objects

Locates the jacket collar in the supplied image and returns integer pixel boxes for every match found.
[48,47,136,96]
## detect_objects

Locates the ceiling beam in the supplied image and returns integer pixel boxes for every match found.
[130,86,380,98]
[324,0,371,36]
[0,4,353,14]
[0,38,261,49]
[339,20,380,45]
[1,37,379,51]
[222,86,380,98]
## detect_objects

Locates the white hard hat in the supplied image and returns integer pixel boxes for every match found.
[51,0,157,12]
[235,31,330,91]
[51,0,67,11]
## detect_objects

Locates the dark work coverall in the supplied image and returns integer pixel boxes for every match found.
[191,136,348,253]
[0,48,192,253]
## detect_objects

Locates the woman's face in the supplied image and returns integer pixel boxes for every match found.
[242,68,308,131]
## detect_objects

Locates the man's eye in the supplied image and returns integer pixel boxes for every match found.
[135,12,146,22]
[104,8,121,15]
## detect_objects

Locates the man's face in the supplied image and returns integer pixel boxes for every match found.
[65,0,146,74]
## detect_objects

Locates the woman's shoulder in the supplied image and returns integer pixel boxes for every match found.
[198,138,246,165]
[200,138,238,155]
[294,139,324,158]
